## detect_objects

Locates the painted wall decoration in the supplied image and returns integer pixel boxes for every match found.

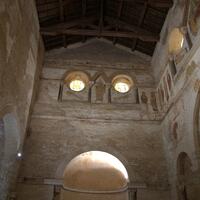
[161,87,165,104]
[138,89,160,113]
[167,72,172,92]
[150,92,158,112]
[172,121,178,141]
[141,91,148,105]
[91,75,109,104]
[95,81,106,102]
[156,66,175,112]
[163,79,169,101]
[189,0,200,36]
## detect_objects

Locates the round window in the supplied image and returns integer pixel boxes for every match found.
[64,71,89,92]
[112,75,133,93]
[69,79,85,92]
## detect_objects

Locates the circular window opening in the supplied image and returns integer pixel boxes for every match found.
[168,27,184,55]
[69,79,85,92]
[112,75,133,93]
[64,71,89,92]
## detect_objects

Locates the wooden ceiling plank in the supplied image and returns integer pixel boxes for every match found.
[113,0,124,44]
[98,0,104,36]
[41,17,97,31]
[58,0,67,47]
[59,0,64,21]
[148,0,173,8]
[82,0,87,42]
[132,0,148,51]
[105,16,157,37]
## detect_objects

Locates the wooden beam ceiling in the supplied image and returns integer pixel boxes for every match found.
[41,14,159,42]
[41,17,97,31]
[41,28,159,42]
[105,16,158,39]
[36,0,172,55]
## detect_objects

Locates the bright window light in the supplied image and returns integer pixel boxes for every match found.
[69,79,85,92]
[114,82,130,93]
[112,75,133,94]
[17,152,22,158]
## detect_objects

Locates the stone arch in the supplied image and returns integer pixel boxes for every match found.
[59,151,129,200]
[55,147,130,181]
[109,71,137,87]
[62,69,91,83]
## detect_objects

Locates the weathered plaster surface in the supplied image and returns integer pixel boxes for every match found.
[17,41,170,200]
[0,0,43,199]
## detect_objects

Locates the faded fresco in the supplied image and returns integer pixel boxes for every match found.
[189,0,200,35]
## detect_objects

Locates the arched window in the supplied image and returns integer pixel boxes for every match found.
[168,28,184,55]
[60,151,129,200]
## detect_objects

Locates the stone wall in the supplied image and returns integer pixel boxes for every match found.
[16,40,170,200]
[0,0,44,199]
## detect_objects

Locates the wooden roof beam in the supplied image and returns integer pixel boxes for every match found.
[132,0,148,51]
[98,0,104,35]
[130,0,172,8]
[105,16,158,37]
[41,17,97,32]
[148,0,173,8]
[58,0,66,47]
[82,0,87,42]
[59,0,64,21]
[113,0,124,44]
[41,28,159,42]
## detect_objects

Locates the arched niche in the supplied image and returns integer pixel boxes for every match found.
[60,151,129,200]
[176,152,192,200]
[176,152,200,200]
[177,152,192,180]
[91,73,110,103]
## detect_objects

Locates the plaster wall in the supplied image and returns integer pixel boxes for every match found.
[0,0,43,199]
[156,21,200,200]
[152,0,187,83]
